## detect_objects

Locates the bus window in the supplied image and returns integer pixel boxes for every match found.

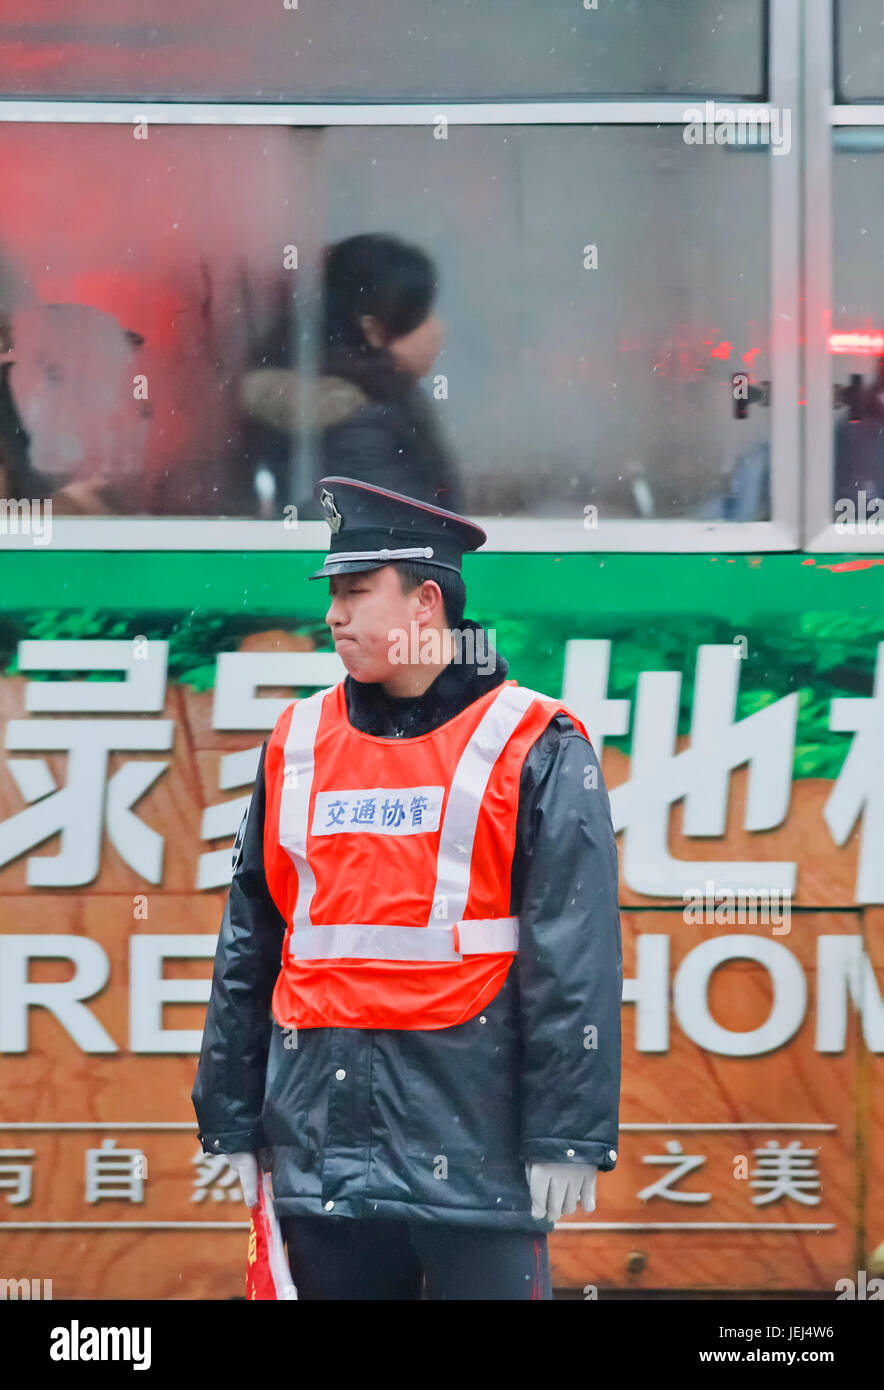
[312,124,772,521]
[0,121,775,525]
[835,0,884,103]
[829,133,884,533]
[0,123,304,519]
[0,1,764,103]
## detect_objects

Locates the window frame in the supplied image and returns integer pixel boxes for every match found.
[0,1,804,553]
[805,0,884,550]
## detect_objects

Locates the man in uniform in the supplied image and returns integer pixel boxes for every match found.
[192,475,622,1300]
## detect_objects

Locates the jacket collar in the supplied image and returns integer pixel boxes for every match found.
[344,619,508,738]
[322,343,416,403]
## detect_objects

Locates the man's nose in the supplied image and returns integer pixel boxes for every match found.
[326,595,345,627]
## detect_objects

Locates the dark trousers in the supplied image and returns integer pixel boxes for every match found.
[281,1214,552,1300]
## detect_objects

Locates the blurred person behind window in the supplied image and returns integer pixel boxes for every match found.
[1,303,148,515]
[240,233,464,518]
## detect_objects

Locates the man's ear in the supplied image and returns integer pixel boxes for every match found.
[418,579,445,623]
[358,314,387,349]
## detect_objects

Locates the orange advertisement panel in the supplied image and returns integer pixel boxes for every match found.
[0,577,883,1296]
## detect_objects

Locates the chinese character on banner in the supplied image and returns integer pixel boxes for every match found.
[0,640,172,886]
[635,1138,823,1210]
[564,641,799,898]
[197,746,261,890]
[824,641,884,902]
[85,1138,146,1204]
[0,1149,35,1205]
[197,650,343,890]
[191,1151,245,1203]
[637,1140,711,1204]
[750,1140,821,1206]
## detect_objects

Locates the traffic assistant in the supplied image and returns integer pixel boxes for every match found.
[192,476,622,1299]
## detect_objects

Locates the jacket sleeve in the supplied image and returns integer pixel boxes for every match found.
[191,741,287,1156]
[513,714,622,1173]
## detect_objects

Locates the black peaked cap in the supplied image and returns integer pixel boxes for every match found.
[308,475,487,580]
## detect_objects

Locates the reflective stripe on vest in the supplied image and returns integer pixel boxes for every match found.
[429,683,536,927]
[277,683,337,931]
[288,915,519,962]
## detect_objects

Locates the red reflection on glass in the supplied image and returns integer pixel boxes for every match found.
[828,331,884,354]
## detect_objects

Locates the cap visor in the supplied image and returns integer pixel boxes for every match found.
[307,558,389,580]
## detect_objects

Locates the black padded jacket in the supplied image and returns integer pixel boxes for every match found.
[192,623,622,1232]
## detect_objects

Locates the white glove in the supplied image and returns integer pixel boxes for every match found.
[526,1162,597,1222]
[225,1151,259,1207]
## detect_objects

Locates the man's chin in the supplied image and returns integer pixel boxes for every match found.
[337,648,380,683]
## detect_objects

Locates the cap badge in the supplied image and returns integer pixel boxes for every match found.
[319,488,343,533]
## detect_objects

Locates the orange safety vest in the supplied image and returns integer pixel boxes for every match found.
[263,678,590,1031]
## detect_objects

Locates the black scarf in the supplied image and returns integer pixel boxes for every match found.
[321,343,415,403]
[344,619,507,738]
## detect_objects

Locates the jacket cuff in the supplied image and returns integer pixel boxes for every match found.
[196,1127,264,1156]
[520,1138,618,1171]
